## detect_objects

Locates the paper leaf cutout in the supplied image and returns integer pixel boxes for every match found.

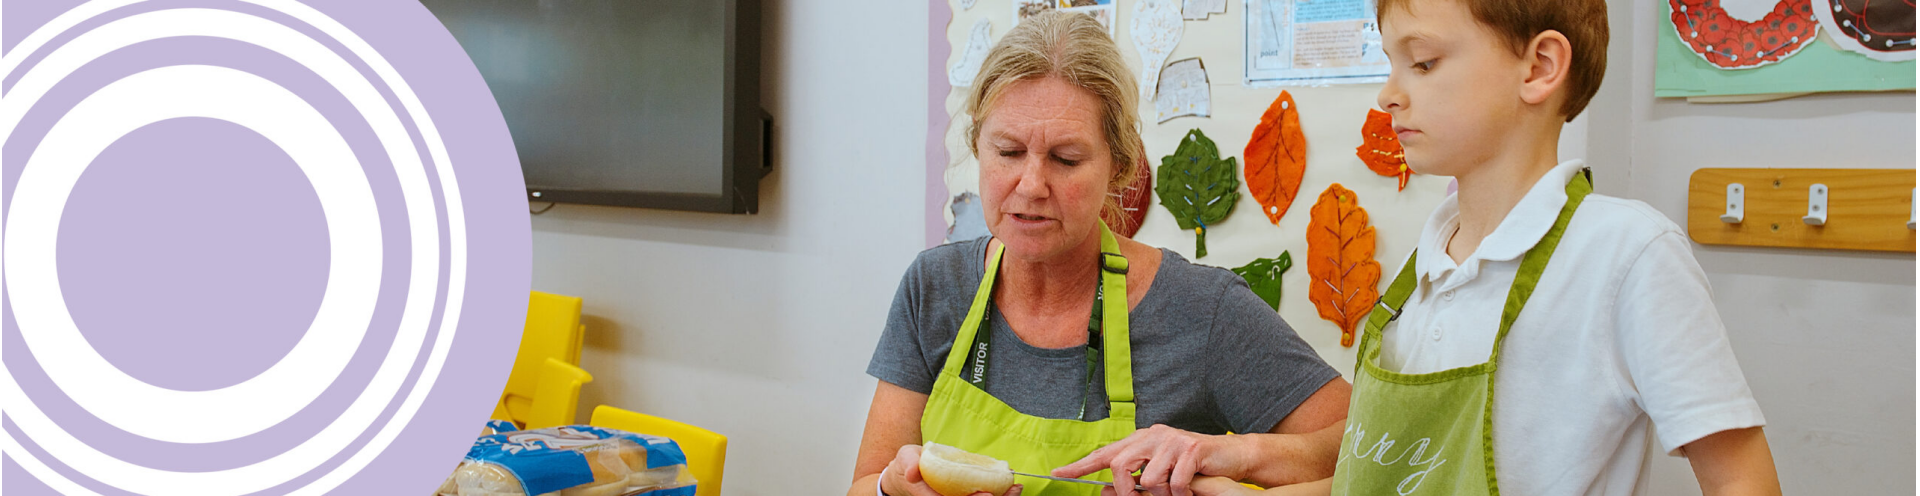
[1356,109,1412,191]
[1231,251,1292,312]
[1245,91,1307,224]
[1154,128,1239,258]
[1306,183,1380,347]
[1668,0,1819,69]
[1105,154,1153,238]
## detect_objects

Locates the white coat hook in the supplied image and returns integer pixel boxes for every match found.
[1802,183,1828,226]
[1908,188,1914,230]
[1720,183,1744,223]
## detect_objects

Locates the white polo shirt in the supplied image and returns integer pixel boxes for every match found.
[1377,160,1766,496]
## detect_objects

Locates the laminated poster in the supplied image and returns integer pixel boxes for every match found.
[1243,0,1391,87]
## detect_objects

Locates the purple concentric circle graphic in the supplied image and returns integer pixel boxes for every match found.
[1,0,529,494]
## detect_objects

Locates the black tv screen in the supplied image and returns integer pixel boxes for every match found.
[423,0,769,213]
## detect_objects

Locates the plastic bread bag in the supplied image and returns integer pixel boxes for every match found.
[450,425,696,496]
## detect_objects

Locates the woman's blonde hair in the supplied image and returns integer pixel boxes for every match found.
[965,10,1142,221]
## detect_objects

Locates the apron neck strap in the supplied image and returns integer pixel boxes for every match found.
[943,223,1136,405]
[1096,222,1134,404]
[1364,168,1594,365]
[1488,168,1591,361]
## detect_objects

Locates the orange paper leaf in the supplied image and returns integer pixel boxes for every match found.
[1245,91,1308,224]
[1356,109,1412,191]
[1306,183,1381,347]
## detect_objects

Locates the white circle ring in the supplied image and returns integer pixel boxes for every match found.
[0,2,470,495]
[8,63,382,443]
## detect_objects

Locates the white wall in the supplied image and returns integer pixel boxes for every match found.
[1587,2,1916,495]
[527,1,930,494]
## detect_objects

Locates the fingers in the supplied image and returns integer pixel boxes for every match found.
[1138,445,1176,496]
[1187,476,1244,496]
[1001,484,1024,496]
[1170,447,1199,496]
[885,445,945,496]
[1055,440,1122,478]
[896,445,924,482]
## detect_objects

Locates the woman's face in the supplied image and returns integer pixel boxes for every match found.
[976,76,1115,263]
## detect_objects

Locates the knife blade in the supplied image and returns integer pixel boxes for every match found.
[1011,472,1146,491]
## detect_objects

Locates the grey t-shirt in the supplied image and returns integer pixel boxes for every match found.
[867,237,1339,435]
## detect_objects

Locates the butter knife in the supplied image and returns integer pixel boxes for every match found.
[1011,472,1146,491]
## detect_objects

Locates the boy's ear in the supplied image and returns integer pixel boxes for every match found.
[1519,30,1573,109]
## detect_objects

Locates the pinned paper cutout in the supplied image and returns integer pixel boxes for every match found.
[1155,57,1212,123]
[949,18,993,87]
[1357,109,1412,191]
[1813,0,1916,61]
[947,192,990,242]
[1015,0,1116,35]
[1244,91,1307,224]
[1668,0,1820,69]
[1232,251,1293,311]
[1132,0,1184,100]
[1155,129,1239,258]
[1306,183,1379,347]
[1183,0,1228,20]
[1105,155,1154,238]
[961,0,978,10]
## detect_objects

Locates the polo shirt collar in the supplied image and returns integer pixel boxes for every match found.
[1415,160,1587,284]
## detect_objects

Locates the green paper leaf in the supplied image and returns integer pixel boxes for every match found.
[1231,251,1292,311]
[1154,128,1239,258]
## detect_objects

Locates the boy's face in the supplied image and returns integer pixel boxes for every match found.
[1376,0,1533,178]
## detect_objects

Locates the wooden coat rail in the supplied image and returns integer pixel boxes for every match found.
[1687,168,1915,253]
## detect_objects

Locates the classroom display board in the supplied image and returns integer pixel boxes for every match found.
[929,0,1453,373]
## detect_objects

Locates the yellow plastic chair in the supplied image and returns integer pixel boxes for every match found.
[589,405,728,496]
[492,291,592,429]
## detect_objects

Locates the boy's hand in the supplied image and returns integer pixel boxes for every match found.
[1054,424,1250,496]
[1189,476,1254,496]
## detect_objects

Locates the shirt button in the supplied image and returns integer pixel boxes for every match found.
[1442,290,1455,301]
[1431,326,1443,341]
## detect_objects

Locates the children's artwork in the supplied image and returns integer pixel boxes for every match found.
[1243,0,1390,87]
[1015,0,1117,35]
[1356,109,1412,191]
[1155,129,1239,258]
[1655,0,1914,97]
[1306,183,1379,347]
[949,18,993,87]
[1667,0,1819,69]
[1105,155,1154,238]
[1813,0,1916,61]
[1155,57,1212,123]
[961,0,979,10]
[1244,90,1307,224]
[947,192,990,242]
[1183,0,1228,20]
[1231,251,1293,311]
[1132,0,1185,100]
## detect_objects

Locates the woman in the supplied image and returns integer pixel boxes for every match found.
[851,11,1349,496]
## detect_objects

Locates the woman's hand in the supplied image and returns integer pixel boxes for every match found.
[1052,424,1250,496]
[880,445,1023,496]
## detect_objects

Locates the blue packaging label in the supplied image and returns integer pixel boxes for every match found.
[466,425,691,494]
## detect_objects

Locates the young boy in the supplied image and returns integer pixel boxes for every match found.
[1189,0,1783,494]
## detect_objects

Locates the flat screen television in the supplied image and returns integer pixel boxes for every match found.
[423,0,770,213]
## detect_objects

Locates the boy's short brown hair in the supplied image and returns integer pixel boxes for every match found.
[1377,0,1608,122]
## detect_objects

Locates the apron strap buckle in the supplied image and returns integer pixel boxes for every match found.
[1100,252,1130,274]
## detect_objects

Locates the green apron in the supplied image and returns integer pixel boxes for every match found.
[1330,171,1592,496]
[920,222,1135,495]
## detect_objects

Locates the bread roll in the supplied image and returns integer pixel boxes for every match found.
[556,479,628,496]
[917,443,1013,496]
